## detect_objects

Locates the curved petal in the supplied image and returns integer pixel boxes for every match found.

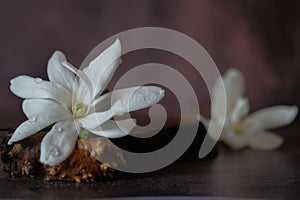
[83,39,122,98]
[92,86,165,114]
[206,119,228,141]
[80,101,125,130]
[222,130,247,150]
[212,68,245,119]
[196,114,209,129]
[8,99,72,145]
[230,98,249,124]
[61,61,93,105]
[223,68,245,106]
[89,118,136,138]
[211,76,227,120]
[10,75,71,106]
[247,131,283,150]
[47,51,76,92]
[243,105,298,132]
[22,99,72,120]
[79,109,114,130]
[8,120,51,145]
[40,119,79,166]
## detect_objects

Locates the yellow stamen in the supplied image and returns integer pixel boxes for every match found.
[234,128,243,135]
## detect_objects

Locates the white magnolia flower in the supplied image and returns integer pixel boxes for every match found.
[9,39,165,166]
[198,68,298,150]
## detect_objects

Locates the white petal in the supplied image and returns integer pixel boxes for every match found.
[196,114,209,129]
[8,120,51,145]
[61,61,94,105]
[40,119,79,166]
[80,101,125,130]
[92,86,165,114]
[247,131,283,150]
[221,130,247,150]
[211,76,227,120]
[206,119,226,141]
[22,99,72,120]
[8,99,72,145]
[223,69,245,108]
[230,98,249,124]
[79,109,114,130]
[83,39,122,98]
[243,105,298,132]
[10,75,71,106]
[212,68,245,119]
[47,51,76,92]
[89,118,136,138]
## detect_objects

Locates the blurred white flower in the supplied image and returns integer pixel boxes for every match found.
[198,68,298,150]
[8,39,165,166]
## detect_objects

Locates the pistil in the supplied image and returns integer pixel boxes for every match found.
[72,102,87,118]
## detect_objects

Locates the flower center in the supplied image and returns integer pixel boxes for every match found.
[234,128,243,135]
[72,102,87,118]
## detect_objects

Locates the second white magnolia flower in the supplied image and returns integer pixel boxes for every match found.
[198,68,298,150]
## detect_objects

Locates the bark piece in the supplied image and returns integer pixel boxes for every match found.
[0,133,124,182]
[0,123,217,182]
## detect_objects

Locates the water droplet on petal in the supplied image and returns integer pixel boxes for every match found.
[50,148,60,156]
[58,127,62,132]
[29,116,37,122]
[34,78,42,83]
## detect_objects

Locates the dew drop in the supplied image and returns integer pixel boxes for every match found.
[50,148,60,156]
[57,127,62,132]
[35,78,42,83]
[29,116,37,122]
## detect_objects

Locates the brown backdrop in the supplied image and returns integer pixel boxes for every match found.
[0,0,299,127]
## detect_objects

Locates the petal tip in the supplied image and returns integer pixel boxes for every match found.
[39,157,54,167]
[226,68,242,76]
[49,50,66,63]
[282,105,299,123]
[196,114,201,121]
[112,38,121,50]
[224,68,245,83]
[289,105,299,120]
[9,75,24,85]
[40,147,60,167]
[291,105,299,114]
[52,50,64,56]
[114,38,121,45]
[159,89,165,97]
[9,76,29,97]
[9,83,14,92]
[248,133,284,151]
[9,78,14,85]
[7,140,13,145]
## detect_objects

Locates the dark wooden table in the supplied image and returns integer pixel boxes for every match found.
[0,125,299,199]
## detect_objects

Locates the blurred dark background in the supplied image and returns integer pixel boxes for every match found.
[0,0,299,127]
